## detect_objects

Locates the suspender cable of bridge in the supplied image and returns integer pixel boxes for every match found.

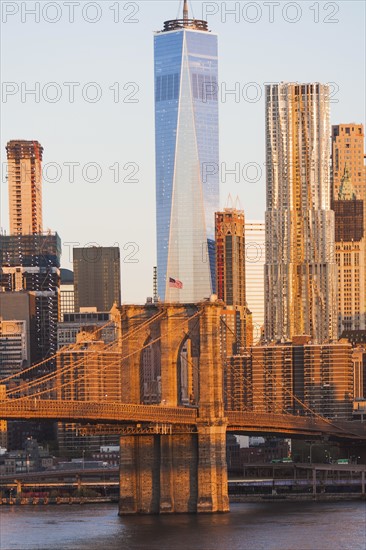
[1,308,203,403]
[0,307,167,389]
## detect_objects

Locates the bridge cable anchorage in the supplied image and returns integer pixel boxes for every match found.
[2,307,167,392]
[221,318,362,438]
[3,309,203,404]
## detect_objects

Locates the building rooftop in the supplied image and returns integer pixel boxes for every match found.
[161,0,209,32]
[60,268,74,284]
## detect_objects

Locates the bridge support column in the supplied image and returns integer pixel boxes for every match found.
[159,435,174,513]
[312,468,317,497]
[119,435,160,514]
[361,471,365,495]
[197,423,229,513]
[119,432,198,515]
[119,436,138,513]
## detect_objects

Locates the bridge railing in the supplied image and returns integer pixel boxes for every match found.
[227,410,366,437]
[0,399,198,425]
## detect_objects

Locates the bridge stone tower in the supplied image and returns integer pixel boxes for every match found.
[117,301,229,514]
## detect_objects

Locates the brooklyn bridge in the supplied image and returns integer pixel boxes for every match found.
[1,301,365,514]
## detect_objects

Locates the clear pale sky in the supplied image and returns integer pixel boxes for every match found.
[1,1,365,302]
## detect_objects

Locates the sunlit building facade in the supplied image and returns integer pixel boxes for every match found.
[331,124,365,202]
[333,168,365,333]
[265,83,337,343]
[245,221,265,344]
[332,124,366,334]
[154,4,219,301]
[6,140,43,236]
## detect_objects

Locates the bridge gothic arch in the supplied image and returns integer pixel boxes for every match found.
[140,335,161,405]
[119,305,165,404]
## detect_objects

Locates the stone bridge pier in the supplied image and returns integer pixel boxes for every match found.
[117,301,229,514]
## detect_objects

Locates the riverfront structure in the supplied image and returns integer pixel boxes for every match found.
[155,1,219,301]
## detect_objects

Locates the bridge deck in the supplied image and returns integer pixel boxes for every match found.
[1,400,365,440]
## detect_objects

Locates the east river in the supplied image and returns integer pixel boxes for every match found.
[1,501,365,549]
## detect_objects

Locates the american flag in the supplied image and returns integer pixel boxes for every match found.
[169,277,183,289]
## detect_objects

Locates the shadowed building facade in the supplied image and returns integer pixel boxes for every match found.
[155,2,219,302]
[0,234,61,370]
[73,247,121,312]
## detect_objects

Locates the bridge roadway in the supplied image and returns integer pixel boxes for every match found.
[1,399,366,440]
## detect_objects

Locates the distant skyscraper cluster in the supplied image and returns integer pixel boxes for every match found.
[152,3,365,419]
[1,0,365,454]
[0,140,122,449]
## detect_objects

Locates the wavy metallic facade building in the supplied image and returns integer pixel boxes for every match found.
[265,83,337,343]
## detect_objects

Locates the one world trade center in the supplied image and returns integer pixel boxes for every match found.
[154,1,219,302]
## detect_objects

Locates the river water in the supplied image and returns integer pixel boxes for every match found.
[0,502,365,550]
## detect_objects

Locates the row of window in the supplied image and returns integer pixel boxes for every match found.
[155,73,218,103]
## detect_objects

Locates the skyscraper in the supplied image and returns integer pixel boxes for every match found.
[0,234,61,368]
[215,206,252,391]
[60,269,75,321]
[265,83,337,343]
[331,124,365,201]
[154,1,219,302]
[333,168,365,332]
[332,123,366,333]
[245,221,265,344]
[215,208,246,307]
[73,247,121,312]
[6,140,43,235]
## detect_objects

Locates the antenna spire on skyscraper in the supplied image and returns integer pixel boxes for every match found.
[183,0,189,21]
[162,0,208,32]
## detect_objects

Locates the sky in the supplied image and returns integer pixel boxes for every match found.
[1,0,365,303]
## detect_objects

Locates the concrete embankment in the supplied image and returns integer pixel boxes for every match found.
[1,497,118,506]
[230,493,366,503]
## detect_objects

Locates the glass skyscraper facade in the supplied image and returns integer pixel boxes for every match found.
[154,8,219,302]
